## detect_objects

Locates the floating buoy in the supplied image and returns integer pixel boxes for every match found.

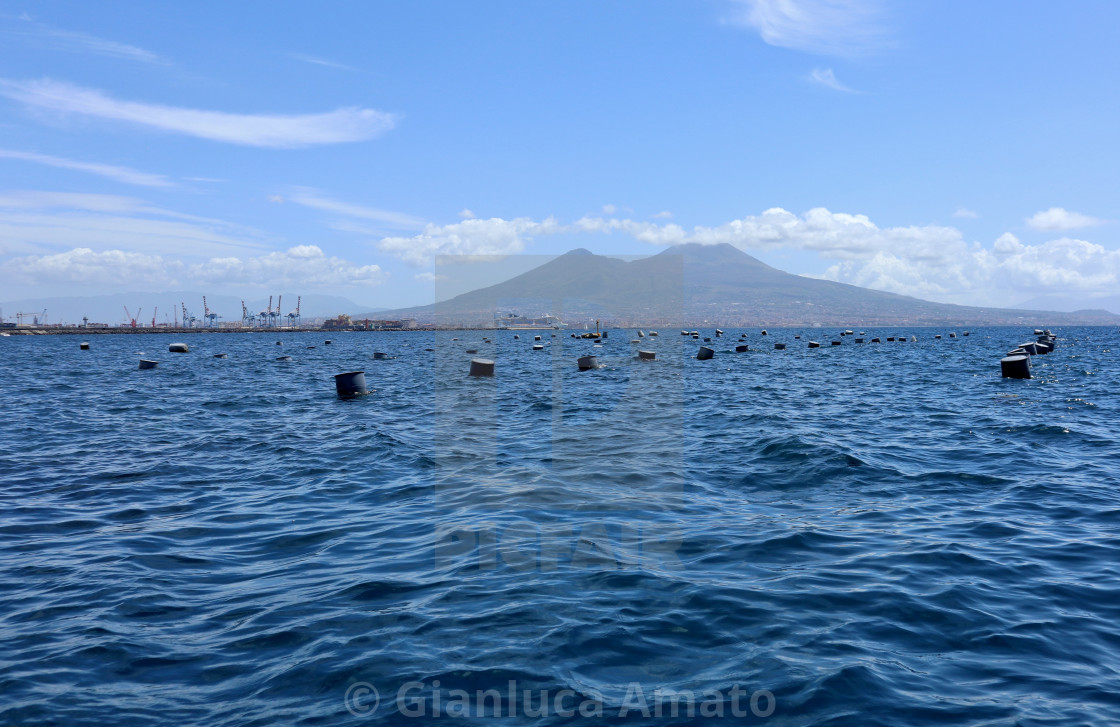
[1019,342,1042,355]
[774,343,786,350]
[844,330,854,336]
[761,330,768,336]
[276,341,282,345]
[691,331,699,337]
[601,332,608,339]
[533,344,544,350]
[577,355,598,371]
[871,337,881,343]
[935,335,942,340]
[334,370,369,398]
[1001,355,1031,379]
[949,332,957,338]
[325,340,332,345]
[831,340,842,346]
[715,329,724,337]
[703,337,711,342]
[855,338,865,344]
[307,346,316,349]
[213,353,228,359]
[169,342,189,353]
[808,341,820,348]
[887,337,895,342]
[138,359,158,369]
[910,336,917,342]
[514,335,520,339]
[469,358,495,377]
[373,352,389,360]
[963,331,970,337]
[534,335,541,341]
[681,330,689,336]
[638,330,645,337]
[466,349,478,354]
[649,331,659,337]
[79,342,90,350]
[638,350,656,360]
[1033,329,1044,336]
[697,346,715,360]
[735,344,749,352]
[794,335,801,339]
[276,355,292,361]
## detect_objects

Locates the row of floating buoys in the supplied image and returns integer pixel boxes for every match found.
[1001,329,1056,379]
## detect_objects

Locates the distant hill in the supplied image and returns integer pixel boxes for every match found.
[0,292,372,326]
[379,243,1120,326]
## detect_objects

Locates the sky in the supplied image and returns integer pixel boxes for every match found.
[1,0,1119,317]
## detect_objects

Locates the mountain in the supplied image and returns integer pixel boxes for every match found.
[0,292,372,326]
[380,243,1120,326]
[1014,294,1120,315]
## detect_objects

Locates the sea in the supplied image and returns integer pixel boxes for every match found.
[1,326,1118,726]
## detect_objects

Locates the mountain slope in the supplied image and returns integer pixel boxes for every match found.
[384,244,1120,326]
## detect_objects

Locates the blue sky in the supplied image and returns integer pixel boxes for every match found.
[1,0,1118,314]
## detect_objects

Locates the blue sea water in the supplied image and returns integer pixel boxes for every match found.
[1,327,1118,726]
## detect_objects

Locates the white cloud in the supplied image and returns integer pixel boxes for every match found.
[286,188,424,229]
[1,245,383,289]
[379,217,562,265]
[727,0,889,56]
[0,78,396,148]
[414,272,448,282]
[602,204,617,214]
[1025,207,1105,231]
[808,68,856,92]
[0,148,173,187]
[459,208,475,219]
[653,210,674,219]
[0,190,267,257]
[953,207,979,219]
[289,53,358,72]
[6,19,169,65]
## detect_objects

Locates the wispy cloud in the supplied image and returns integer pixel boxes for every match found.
[3,18,169,65]
[727,0,890,56]
[953,208,979,219]
[286,188,425,229]
[808,68,857,92]
[0,78,396,148]
[0,148,173,187]
[289,53,359,72]
[1025,207,1105,232]
[380,217,562,265]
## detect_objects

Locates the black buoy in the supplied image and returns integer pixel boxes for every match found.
[831,340,842,346]
[213,353,228,359]
[514,334,520,339]
[577,355,598,371]
[534,335,542,341]
[735,344,749,352]
[276,355,292,361]
[1019,342,1041,355]
[774,343,786,350]
[871,337,881,343]
[808,341,820,348]
[533,344,544,350]
[949,332,957,338]
[276,341,282,345]
[469,358,495,377]
[703,337,711,342]
[638,350,656,360]
[325,340,332,345]
[855,338,865,344]
[466,349,478,354]
[794,335,801,339]
[935,335,942,340]
[761,330,768,336]
[138,359,158,370]
[887,337,895,342]
[169,342,189,353]
[697,346,715,360]
[715,329,724,337]
[334,371,369,397]
[1001,355,1031,379]
[79,342,90,350]
[963,331,970,337]
[373,351,389,360]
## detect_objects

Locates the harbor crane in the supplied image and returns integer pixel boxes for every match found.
[16,309,48,326]
[276,296,282,327]
[181,302,196,329]
[151,307,158,328]
[123,306,141,328]
[203,296,220,327]
[287,296,301,327]
[259,296,273,327]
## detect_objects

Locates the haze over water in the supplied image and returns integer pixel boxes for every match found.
[2,328,1119,725]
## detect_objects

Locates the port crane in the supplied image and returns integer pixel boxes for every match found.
[203,296,220,327]
[259,296,273,327]
[151,307,158,328]
[123,306,141,328]
[181,302,196,329]
[287,296,301,327]
[16,309,48,326]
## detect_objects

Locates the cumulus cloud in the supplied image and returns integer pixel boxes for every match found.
[808,68,857,92]
[1025,207,1105,231]
[0,78,396,148]
[1,245,383,289]
[459,208,475,219]
[727,0,890,56]
[0,148,174,187]
[379,217,562,265]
